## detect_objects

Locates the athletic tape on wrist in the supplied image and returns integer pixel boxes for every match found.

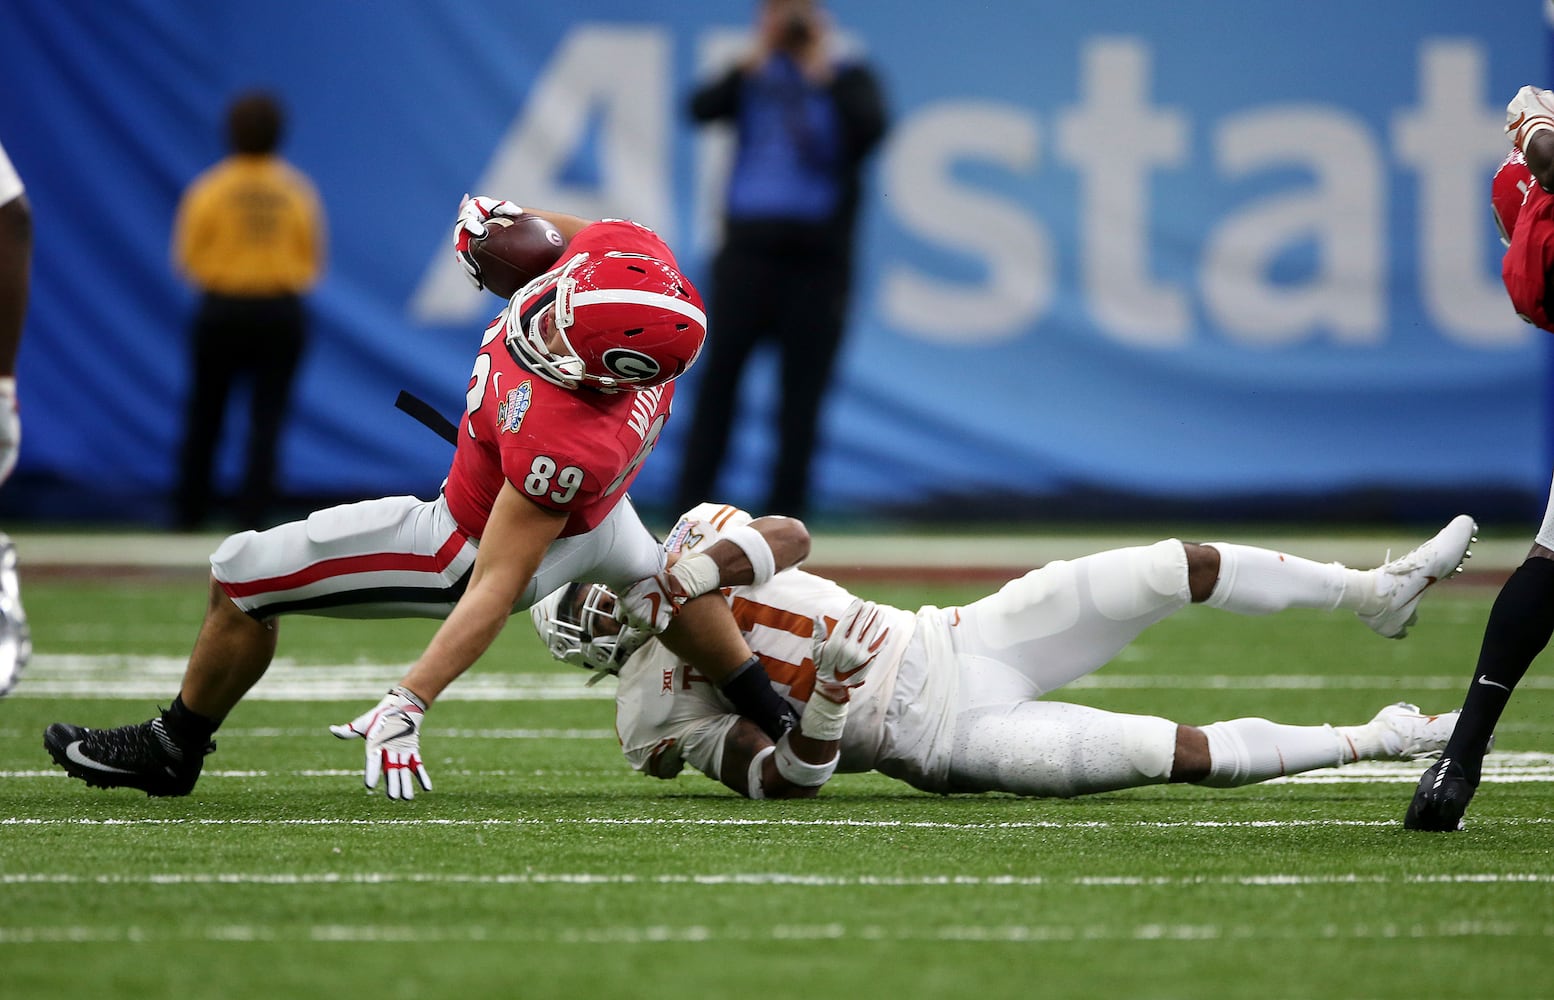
[773,732,839,788]
[1522,117,1554,149]
[720,524,777,585]
[390,685,428,711]
[798,687,849,743]
[746,744,776,800]
[669,550,721,599]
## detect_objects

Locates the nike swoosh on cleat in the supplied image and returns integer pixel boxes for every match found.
[63,741,138,775]
[1476,675,1512,692]
[1395,575,1438,608]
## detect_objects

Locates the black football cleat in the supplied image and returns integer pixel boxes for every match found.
[1403,755,1476,832]
[44,718,213,797]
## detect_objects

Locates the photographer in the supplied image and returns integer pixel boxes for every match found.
[673,0,888,520]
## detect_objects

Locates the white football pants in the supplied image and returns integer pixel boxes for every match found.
[210,493,664,620]
[944,540,1187,796]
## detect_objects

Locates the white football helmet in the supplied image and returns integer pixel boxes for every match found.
[529,582,650,675]
[503,248,706,392]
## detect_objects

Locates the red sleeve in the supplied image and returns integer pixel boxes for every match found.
[1503,185,1554,332]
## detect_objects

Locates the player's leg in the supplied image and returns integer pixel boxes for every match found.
[1200,515,1476,638]
[1192,703,1457,786]
[768,254,848,517]
[237,295,305,529]
[944,700,1457,797]
[1406,528,1554,832]
[175,297,240,530]
[949,539,1192,696]
[44,495,475,796]
[945,701,1179,796]
[0,532,30,698]
[671,240,773,514]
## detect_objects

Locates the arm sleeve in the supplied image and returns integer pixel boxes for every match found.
[830,63,889,163]
[689,66,744,123]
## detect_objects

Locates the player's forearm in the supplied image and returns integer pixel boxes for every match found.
[671,515,809,597]
[516,207,595,243]
[399,584,514,704]
[1528,130,1554,191]
[0,196,32,373]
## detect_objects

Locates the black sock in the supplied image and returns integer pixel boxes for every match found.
[1442,556,1554,783]
[160,694,220,750]
[718,657,800,741]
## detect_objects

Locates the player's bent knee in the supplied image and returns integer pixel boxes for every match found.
[1082,540,1190,622]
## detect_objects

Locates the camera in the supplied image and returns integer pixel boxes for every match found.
[777,8,816,52]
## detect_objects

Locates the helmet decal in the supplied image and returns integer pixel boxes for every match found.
[602,348,663,382]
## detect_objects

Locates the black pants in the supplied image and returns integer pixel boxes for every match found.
[674,224,852,518]
[175,292,305,529]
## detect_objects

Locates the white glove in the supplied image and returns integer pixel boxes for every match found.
[1507,85,1554,152]
[616,573,677,633]
[812,600,891,690]
[330,686,433,800]
[0,378,19,486]
[453,193,526,290]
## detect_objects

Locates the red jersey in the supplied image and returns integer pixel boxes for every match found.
[441,221,678,538]
[1500,158,1554,332]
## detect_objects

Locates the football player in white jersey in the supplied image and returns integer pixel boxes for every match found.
[0,137,31,698]
[532,504,1477,800]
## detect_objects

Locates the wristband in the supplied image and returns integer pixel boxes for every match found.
[746,744,776,799]
[798,686,849,742]
[1521,117,1554,151]
[390,685,428,711]
[773,732,839,788]
[669,550,721,599]
[721,523,777,585]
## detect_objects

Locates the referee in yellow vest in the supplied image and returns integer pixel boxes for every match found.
[171,91,325,530]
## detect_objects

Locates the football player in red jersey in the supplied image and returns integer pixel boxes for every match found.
[1404,86,1554,831]
[44,195,798,800]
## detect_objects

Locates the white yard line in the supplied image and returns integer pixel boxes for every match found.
[0,918,1548,945]
[12,654,1554,700]
[3,815,1552,829]
[2,871,1552,887]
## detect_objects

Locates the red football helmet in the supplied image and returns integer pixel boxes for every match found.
[503,249,706,391]
[1493,148,1535,247]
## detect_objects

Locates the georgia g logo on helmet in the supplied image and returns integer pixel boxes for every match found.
[602,348,662,382]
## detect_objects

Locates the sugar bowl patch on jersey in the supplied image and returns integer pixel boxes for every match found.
[497,380,533,434]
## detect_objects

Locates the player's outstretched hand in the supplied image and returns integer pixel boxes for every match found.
[453,193,526,290]
[616,573,678,634]
[1507,85,1554,152]
[330,686,433,801]
[812,600,890,692]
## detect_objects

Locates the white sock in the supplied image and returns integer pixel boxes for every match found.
[1202,543,1379,616]
[1198,717,1349,786]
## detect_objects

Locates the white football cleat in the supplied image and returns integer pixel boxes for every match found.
[1358,515,1476,639]
[1366,702,1459,760]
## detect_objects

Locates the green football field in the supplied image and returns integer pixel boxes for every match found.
[2,571,1552,999]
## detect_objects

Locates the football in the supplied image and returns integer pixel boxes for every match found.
[471,214,567,299]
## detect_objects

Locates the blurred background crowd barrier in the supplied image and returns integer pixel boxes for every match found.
[0,2,1545,526]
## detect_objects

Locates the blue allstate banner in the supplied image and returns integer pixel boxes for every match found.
[0,2,1545,522]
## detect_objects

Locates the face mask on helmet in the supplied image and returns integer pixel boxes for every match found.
[504,250,707,392]
[529,582,650,677]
